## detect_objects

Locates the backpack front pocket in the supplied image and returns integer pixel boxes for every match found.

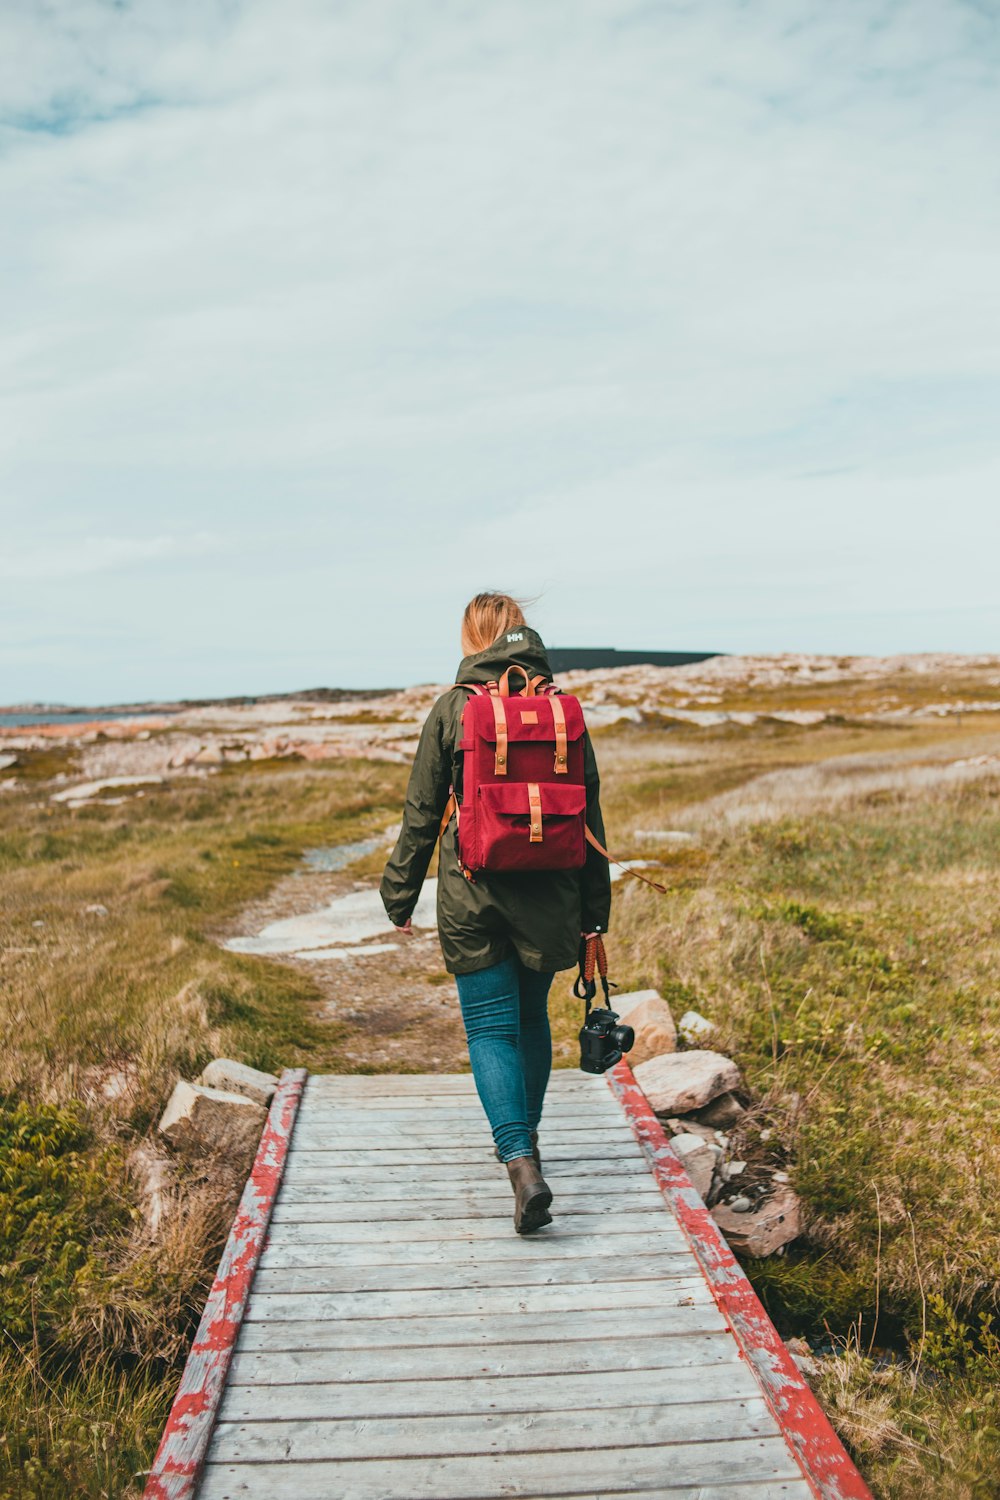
[475,781,587,872]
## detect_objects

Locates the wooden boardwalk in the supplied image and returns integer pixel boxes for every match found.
[147,1068,871,1500]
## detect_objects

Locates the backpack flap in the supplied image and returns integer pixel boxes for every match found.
[475,781,587,872]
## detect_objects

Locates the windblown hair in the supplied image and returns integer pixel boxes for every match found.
[461,592,528,657]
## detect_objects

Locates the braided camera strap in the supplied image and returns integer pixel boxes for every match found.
[573,933,615,1007]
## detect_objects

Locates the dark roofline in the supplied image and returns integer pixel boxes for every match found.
[547,647,722,673]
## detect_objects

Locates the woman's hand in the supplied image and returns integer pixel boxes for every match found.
[395,918,414,936]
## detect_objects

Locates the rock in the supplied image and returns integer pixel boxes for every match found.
[614,989,663,1018]
[633,1050,741,1114]
[690,1091,747,1129]
[623,996,677,1067]
[722,1160,746,1179]
[158,1080,266,1155]
[199,1058,279,1106]
[726,1195,753,1213]
[668,1132,716,1199]
[0,753,18,772]
[678,1009,716,1043]
[193,744,225,765]
[84,903,109,918]
[712,1185,802,1255]
[662,1118,721,1146]
[130,1143,171,1235]
[50,775,163,803]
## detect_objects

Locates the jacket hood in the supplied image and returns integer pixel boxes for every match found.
[455,625,552,686]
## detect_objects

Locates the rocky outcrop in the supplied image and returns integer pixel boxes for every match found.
[198,1058,279,1106]
[158,1079,266,1155]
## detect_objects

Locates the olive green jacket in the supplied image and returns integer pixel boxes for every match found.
[379,629,612,975]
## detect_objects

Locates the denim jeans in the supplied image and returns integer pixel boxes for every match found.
[454,956,554,1164]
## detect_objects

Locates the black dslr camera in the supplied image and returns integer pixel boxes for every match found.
[579,1006,635,1074]
[574,932,634,1074]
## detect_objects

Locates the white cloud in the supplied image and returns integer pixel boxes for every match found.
[0,0,998,699]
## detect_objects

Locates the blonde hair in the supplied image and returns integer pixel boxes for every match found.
[461,592,528,657]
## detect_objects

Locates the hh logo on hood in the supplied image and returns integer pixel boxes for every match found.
[506,632,525,642]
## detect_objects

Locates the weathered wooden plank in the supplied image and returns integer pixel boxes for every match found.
[278,1171,657,1199]
[244,1276,713,1322]
[209,1395,774,1462]
[233,1301,728,1353]
[275,1175,662,1203]
[218,1359,766,1424]
[282,1154,649,1177]
[297,1101,625,1119]
[289,1128,632,1146]
[302,1073,600,1093]
[228,1330,741,1387]
[269,1192,670,1223]
[281,1143,642,1166]
[257,1229,685,1270]
[262,1210,679,1244]
[198,1436,804,1498]
[251,1249,696,1295]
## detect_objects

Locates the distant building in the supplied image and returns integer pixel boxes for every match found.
[547,647,721,673]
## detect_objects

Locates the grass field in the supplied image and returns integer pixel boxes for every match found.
[2,691,999,1498]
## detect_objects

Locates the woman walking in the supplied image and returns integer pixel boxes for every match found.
[379,593,611,1234]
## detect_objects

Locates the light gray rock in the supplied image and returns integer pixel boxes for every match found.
[668,1132,716,1200]
[158,1079,266,1155]
[622,996,677,1066]
[199,1058,278,1106]
[633,1050,741,1114]
[712,1185,802,1255]
[614,989,663,1018]
[678,1009,717,1043]
[0,753,18,772]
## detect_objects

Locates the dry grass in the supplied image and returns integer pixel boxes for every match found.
[599,717,1000,1498]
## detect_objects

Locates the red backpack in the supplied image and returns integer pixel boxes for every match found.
[443,665,588,875]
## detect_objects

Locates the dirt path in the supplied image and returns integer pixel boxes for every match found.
[219,857,471,1072]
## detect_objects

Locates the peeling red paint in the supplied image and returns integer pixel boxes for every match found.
[143,1068,307,1500]
[607,1061,872,1500]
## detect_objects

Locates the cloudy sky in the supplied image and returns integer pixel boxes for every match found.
[2,0,998,703]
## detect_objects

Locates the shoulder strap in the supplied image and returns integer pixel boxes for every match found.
[584,827,668,895]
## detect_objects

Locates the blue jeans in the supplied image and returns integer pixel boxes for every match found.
[455,957,554,1164]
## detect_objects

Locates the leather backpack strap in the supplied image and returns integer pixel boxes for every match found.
[491,693,508,775]
[584,826,668,894]
[498,664,536,697]
[438,791,457,839]
[549,692,568,774]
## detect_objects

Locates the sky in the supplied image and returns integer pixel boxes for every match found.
[2,0,999,704]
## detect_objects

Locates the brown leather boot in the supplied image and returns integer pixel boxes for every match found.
[506,1156,553,1235]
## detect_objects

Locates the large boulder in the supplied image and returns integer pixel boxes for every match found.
[623,996,677,1067]
[158,1080,266,1155]
[199,1058,278,1106]
[614,989,663,1017]
[712,1185,802,1256]
[633,1050,741,1114]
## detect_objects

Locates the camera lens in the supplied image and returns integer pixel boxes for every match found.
[613,1024,635,1054]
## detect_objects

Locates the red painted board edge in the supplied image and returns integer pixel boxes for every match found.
[142,1067,307,1500]
[606,1061,872,1500]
